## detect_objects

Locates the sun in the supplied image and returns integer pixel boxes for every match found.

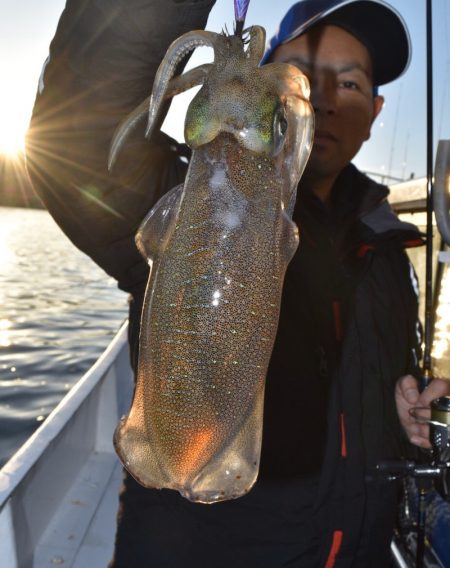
[0,113,27,158]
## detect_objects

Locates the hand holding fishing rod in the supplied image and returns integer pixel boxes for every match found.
[374,391,450,498]
[394,337,450,568]
[396,375,450,450]
[376,385,450,568]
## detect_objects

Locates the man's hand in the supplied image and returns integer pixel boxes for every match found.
[395,374,450,449]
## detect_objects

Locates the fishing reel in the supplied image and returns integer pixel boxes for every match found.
[373,396,450,501]
[372,396,450,568]
[428,396,450,499]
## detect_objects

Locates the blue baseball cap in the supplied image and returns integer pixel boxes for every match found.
[261,0,411,87]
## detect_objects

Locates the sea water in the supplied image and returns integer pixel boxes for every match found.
[0,206,128,467]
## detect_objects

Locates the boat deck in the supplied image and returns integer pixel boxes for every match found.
[34,453,121,568]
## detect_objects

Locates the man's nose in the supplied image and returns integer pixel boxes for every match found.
[310,74,337,115]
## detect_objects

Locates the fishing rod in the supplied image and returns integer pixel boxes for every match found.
[405,1,450,565]
[421,0,435,391]
[415,1,435,565]
[374,2,450,567]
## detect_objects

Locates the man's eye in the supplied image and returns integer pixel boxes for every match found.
[340,80,359,90]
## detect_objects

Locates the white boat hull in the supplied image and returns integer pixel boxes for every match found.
[0,322,133,568]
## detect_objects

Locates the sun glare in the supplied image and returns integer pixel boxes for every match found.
[0,114,26,158]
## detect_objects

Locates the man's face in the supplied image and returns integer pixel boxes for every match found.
[272,24,384,183]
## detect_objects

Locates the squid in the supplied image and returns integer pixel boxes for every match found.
[109,25,314,503]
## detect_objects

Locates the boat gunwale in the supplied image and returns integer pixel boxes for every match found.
[0,320,129,509]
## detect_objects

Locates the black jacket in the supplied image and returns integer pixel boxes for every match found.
[27,1,423,566]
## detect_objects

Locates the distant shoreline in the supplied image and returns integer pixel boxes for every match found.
[0,200,44,210]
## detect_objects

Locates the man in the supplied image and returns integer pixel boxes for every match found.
[26,0,449,566]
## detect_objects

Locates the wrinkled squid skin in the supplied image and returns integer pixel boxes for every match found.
[113,26,314,503]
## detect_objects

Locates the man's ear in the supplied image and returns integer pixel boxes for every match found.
[372,95,384,124]
[365,95,384,141]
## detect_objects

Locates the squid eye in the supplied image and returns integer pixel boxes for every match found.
[273,105,288,155]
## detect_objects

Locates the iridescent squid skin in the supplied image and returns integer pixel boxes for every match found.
[109,26,314,503]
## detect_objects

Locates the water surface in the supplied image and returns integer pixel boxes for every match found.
[0,206,127,466]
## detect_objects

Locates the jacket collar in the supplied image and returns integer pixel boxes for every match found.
[297,162,423,245]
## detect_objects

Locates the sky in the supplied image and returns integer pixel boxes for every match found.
[1,0,449,183]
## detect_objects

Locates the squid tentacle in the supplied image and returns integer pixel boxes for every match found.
[108,98,149,171]
[146,31,219,140]
[167,64,212,98]
[108,63,212,171]
[245,26,266,65]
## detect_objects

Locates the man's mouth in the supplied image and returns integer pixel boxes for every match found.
[314,129,337,143]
